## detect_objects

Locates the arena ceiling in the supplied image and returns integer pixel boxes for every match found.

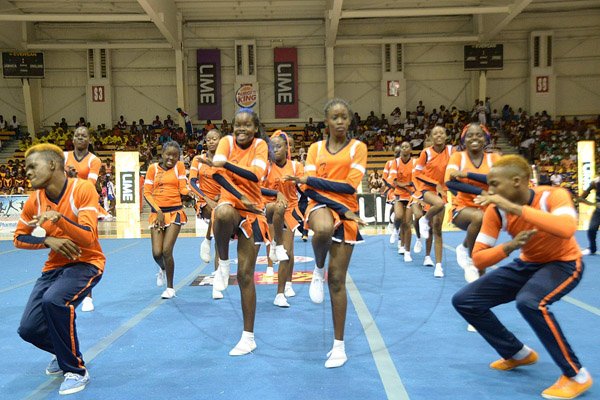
[0,0,599,49]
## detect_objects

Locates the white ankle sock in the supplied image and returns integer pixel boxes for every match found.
[573,368,590,384]
[218,259,230,268]
[241,331,254,341]
[314,266,324,277]
[332,339,344,350]
[512,345,532,360]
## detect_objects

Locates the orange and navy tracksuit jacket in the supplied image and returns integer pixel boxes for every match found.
[262,159,305,232]
[143,161,190,227]
[189,155,221,210]
[303,139,367,244]
[213,135,270,243]
[445,151,500,215]
[456,186,584,377]
[413,145,453,198]
[385,157,416,202]
[64,151,102,184]
[14,178,106,272]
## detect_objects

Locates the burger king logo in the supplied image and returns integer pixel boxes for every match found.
[235,84,257,108]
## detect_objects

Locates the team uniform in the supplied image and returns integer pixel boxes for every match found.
[445,151,501,220]
[213,135,270,244]
[143,161,190,228]
[386,157,416,203]
[189,155,221,215]
[64,151,101,184]
[412,145,453,200]
[303,139,367,244]
[15,178,104,377]
[262,159,305,232]
[453,186,585,378]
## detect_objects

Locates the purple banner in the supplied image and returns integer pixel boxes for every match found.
[197,49,221,121]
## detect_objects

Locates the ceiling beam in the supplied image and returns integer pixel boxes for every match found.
[341,6,509,19]
[26,42,172,50]
[136,0,179,48]
[482,0,532,41]
[325,0,343,47]
[0,14,151,22]
[336,35,479,46]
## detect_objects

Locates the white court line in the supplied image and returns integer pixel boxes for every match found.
[347,273,410,400]
[0,248,20,255]
[0,241,141,295]
[443,243,600,317]
[23,262,208,400]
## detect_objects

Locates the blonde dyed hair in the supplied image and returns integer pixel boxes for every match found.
[25,143,65,165]
[492,155,531,179]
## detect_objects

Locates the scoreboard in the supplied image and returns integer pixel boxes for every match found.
[464,44,503,71]
[2,52,45,78]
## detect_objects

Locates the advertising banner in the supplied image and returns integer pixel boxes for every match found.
[197,49,222,121]
[274,48,298,118]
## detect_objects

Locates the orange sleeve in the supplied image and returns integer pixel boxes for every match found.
[383,160,396,186]
[13,194,46,250]
[412,150,428,184]
[88,156,102,184]
[347,142,367,189]
[213,136,232,163]
[444,152,461,182]
[176,162,190,196]
[472,206,508,270]
[189,156,200,180]
[55,181,99,247]
[521,189,577,239]
[295,161,304,178]
[143,164,161,211]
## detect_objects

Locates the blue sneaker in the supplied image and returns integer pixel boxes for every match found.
[45,356,62,375]
[59,371,90,395]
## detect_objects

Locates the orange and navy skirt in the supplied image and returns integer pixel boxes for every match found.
[149,205,187,229]
[215,202,270,246]
[305,202,363,245]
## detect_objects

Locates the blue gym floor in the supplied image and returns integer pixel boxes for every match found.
[0,231,598,400]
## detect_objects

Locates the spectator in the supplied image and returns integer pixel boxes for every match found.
[151,115,162,130]
[59,118,69,131]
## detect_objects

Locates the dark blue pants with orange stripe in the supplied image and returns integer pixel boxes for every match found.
[452,258,584,377]
[18,263,102,376]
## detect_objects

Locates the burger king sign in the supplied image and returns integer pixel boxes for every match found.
[235,84,257,108]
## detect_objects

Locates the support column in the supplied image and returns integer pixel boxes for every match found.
[381,43,406,118]
[326,46,335,99]
[478,70,487,103]
[22,78,42,135]
[175,47,187,121]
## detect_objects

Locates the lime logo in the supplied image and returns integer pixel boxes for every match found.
[235,84,257,108]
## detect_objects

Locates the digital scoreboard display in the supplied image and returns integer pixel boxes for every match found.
[2,52,45,78]
[464,44,503,71]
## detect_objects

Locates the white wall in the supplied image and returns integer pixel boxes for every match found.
[0,10,598,130]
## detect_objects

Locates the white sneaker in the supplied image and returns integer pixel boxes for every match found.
[274,245,289,261]
[269,243,278,262]
[213,260,230,291]
[200,238,211,263]
[467,324,477,332]
[389,229,398,244]
[581,248,596,256]
[423,256,434,267]
[434,263,444,278]
[397,244,405,254]
[265,266,274,277]
[386,222,394,234]
[161,288,176,299]
[156,268,165,286]
[229,337,257,356]
[325,347,347,368]
[81,297,94,312]
[212,288,223,300]
[284,282,296,297]
[413,238,423,254]
[309,266,325,304]
[456,244,469,269]
[464,265,480,283]
[273,293,290,308]
[419,217,430,240]
[404,252,413,263]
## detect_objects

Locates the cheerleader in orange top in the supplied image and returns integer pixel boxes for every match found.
[284,98,367,369]
[382,148,400,245]
[445,123,500,285]
[200,108,270,356]
[261,130,304,308]
[14,144,104,395]
[412,126,453,278]
[143,141,191,299]
[189,129,223,300]
[64,126,105,312]
[452,155,592,399]
[386,142,418,261]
